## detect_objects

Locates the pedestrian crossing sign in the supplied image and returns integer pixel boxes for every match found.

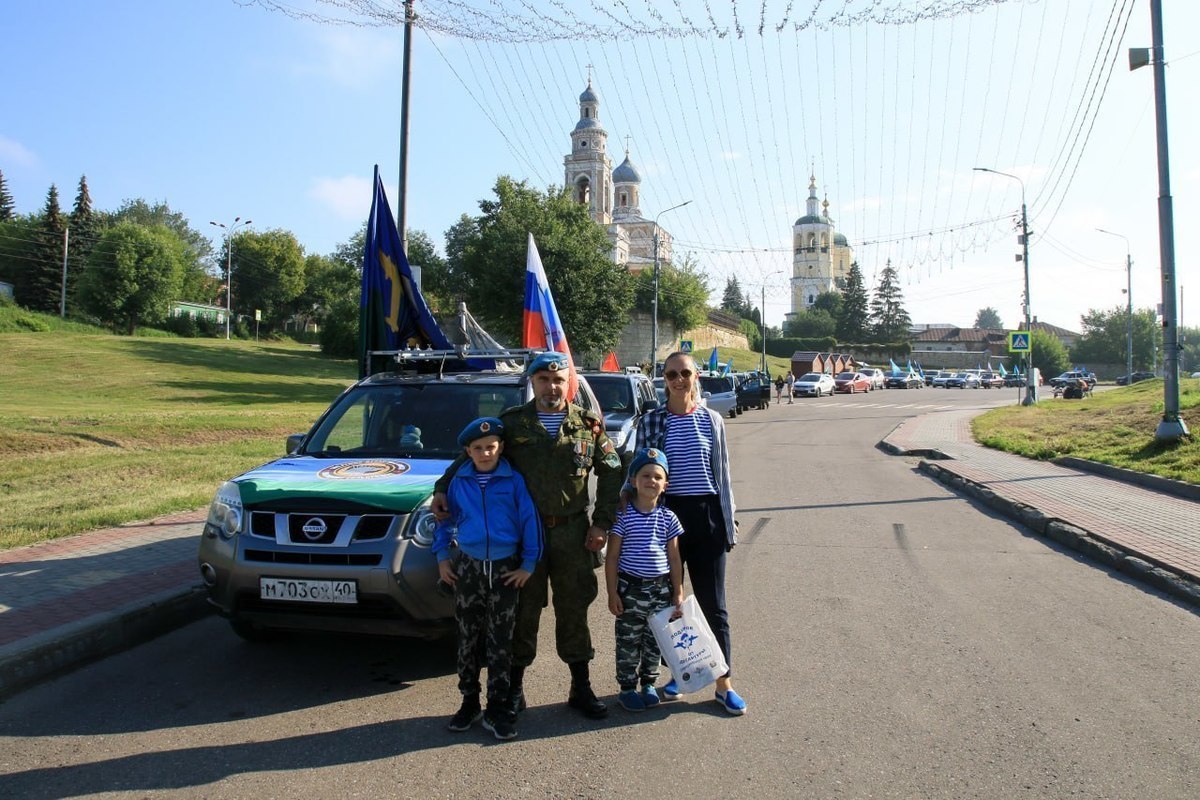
[680,340,693,353]
[1008,332,1030,352]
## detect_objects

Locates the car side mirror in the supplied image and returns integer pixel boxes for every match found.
[286,433,306,454]
[701,391,712,399]
[642,398,659,412]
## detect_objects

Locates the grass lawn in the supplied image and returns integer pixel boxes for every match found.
[972,378,1200,484]
[0,331,355,549]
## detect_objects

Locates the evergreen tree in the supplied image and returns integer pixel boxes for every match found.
[868,260,912,342]
[836,261,870,342]
[0,170,14,222]
[29,184,66,313]
[67,175,98,313]
[974,306,1003,328]
[721,275,744,315]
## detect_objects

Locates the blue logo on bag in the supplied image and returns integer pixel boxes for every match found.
[673,626,699,649]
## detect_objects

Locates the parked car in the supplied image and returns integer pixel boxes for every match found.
[793,372,835,397]
[699,374,740,418]
[1050,370,1098,389]
[945,372,981,389]
[978,372,1005,389]
[884,371,923,389]
[1003,373,1025,387]
[923,370,940,386]
[736,373,770,410]
[582,371,660,464]
[931,371,955,388]
[859,368,885,391]
[833,371,872,394]
[197,350,603,642]
[651,377,666,403]
[1115,371,1155,386]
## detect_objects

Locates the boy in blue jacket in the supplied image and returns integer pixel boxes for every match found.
[433,417,543,741]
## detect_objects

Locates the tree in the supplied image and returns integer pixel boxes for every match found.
[77,222,185,333]
[721,275,745,315]
[0,214,41,303]
[633,251,710,332]
[1182,325,1199,375]
[868,261,911,342]
[446,176,633,355]
[974,307,1002,329]
[1070,306,1160,369]
[738,317,761,351]
[112,199,214,304]
[0,170,14,222]
[27,184,67,313]
[811,290,843,319]
[1030,328,1070,378]
[837,261,870,342]
[229,229,307,330]
[65,175,99,313]
[784,308,837,338]
[407,229,451,314]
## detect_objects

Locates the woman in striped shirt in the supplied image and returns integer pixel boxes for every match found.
[635,351,745,715]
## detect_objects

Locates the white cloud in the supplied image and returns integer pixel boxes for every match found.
[309,174,372,220]
[0,135,37,167]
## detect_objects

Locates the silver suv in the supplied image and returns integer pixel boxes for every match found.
[198,354,600,641]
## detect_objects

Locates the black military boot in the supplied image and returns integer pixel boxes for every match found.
[509,665,527,714]
[567,661,608,719]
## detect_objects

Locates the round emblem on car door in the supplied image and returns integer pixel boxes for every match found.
[302,518,328,540]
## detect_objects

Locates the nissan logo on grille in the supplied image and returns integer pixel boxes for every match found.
[302,518,328,540]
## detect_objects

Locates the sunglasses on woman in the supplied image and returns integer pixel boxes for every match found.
[664,369,694,380]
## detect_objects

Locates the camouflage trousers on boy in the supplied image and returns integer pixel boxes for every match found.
[453,553,521,710]
[614,572,672,691]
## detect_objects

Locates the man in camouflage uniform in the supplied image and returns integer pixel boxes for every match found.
[433,352,623,719]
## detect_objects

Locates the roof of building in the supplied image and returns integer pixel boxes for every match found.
[834,232,849,246]
[574,117,604,132]
[612,155,641,184]
[580,83,599,104]
[794,214,833,227]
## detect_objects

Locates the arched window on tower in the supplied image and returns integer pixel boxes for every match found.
[807,294,815,305]
[619,192,628,207]
[576,177,591,205]
[821,234,828,247]
[807,233,816,248]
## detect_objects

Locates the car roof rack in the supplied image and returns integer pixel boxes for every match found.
[366,346,546,378]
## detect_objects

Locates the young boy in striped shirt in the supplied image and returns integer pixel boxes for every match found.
[605,447,684,712]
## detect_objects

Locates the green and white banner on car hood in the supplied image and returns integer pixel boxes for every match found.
[232,456,449,512]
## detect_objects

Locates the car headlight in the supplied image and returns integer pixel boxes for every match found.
[609,427,629,450]
[403,497,439,547]
[205,480,243,539]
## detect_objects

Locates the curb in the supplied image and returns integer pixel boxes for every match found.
[1053,456,1200,502]
[917,460,1200,610]
[0,585,212,702]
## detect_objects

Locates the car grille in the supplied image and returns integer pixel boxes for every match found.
[244,549,383,567]
[247,510,399,543]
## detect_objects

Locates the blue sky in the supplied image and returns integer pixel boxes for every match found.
[4,0,1198,334]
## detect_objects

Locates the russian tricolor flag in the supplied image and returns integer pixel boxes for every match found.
[522,233,578,400]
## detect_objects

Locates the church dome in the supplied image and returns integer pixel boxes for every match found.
[612,155,641,184]
[834,232,848,246]
[574,117,604,132]
[580,83,599,104]
[794,214,832,226]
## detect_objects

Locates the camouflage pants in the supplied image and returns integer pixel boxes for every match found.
[614,572,672,690]
[453,553,521,709]
[513,514,598,668]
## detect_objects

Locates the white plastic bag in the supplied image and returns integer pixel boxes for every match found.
[649,595,729,694]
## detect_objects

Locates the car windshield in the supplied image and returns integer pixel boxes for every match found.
[585,377,636,413]
[304,383,523,459]
[836,372,855,380]
[700,376,734,394]
[799,373,823,381]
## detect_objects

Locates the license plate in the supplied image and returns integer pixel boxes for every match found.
[260,577,357,604]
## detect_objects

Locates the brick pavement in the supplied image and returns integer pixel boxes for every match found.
[885,409,1200,586]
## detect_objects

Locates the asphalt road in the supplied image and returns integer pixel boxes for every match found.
[1,388,1197,799]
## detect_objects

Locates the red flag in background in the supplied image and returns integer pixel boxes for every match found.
[600,352,620,372]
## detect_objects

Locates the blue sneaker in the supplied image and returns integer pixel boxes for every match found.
[618,689,646,712]
[715,688,747,716]
[660,678,681,701]
[640,685,661,708]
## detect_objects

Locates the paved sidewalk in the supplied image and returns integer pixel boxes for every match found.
[883,409,1200,605]
[3,407,1197,700]
[0,509,209,699]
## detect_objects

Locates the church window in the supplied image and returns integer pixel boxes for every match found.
[807,233,816,248]
[620,192,627,206]
[584,109,590,118]
[821,234,828,247]
[808,294,815,305]
[581,140,587,148]
[576,177,591,204]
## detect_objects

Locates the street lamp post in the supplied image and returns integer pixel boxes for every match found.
[210,217,252,340]
[974,167,1036,405]
[1097,228,1133,386]
[759,271,783,373]
[651,200,692,371]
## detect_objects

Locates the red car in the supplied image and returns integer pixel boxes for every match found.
[833,371,872,394]
[979,372,1005,389]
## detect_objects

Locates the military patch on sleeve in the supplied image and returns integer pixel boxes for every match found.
[602,452,622,469]
[600,439,615,455]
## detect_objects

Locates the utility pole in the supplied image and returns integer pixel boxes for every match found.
[397,0,415,256]
[1097,228,1133,383]
[650,200,692,370]
[60,228,69,317]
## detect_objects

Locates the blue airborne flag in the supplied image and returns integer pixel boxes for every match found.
[359,166,452,377]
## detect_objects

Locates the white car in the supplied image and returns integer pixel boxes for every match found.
[858,368,885,391]
[699,374,739,417]
[793,372,835,397]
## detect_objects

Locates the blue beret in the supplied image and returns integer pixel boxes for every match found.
[458,417,504,447]
[628,447,669,479]
[527,351,570,375]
